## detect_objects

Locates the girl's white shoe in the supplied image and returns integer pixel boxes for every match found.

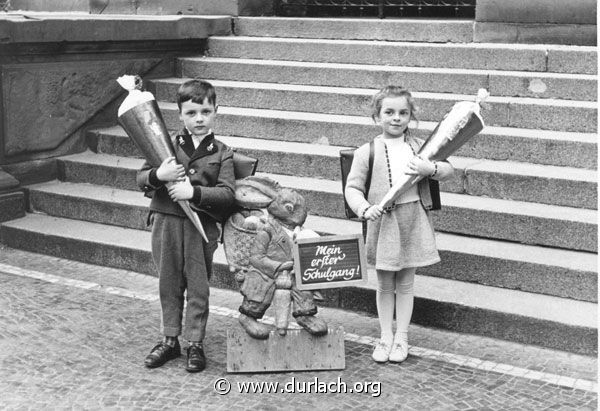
[388,339,409,363]
[372,340,392,363]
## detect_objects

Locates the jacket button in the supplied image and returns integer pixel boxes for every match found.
[189,169,196,175]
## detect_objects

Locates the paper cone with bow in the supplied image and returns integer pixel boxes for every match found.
[117,77,208,242]
[379,89,488,209]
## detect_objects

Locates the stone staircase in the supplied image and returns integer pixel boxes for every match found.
[1,17,597,355]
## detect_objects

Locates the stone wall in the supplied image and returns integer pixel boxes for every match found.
[474,0,597,45]
[8,0,275,15]
[0,13,231,217]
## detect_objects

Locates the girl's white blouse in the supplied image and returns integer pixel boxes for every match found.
[382,136,420,204]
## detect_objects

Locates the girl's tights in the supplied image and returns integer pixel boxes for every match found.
[376,268,416,345]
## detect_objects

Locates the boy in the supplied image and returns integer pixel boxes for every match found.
[136,79,235,372]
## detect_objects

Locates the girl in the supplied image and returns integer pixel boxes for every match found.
[345,86,454,363]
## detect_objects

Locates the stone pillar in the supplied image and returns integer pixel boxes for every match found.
[474,0,597,45]
[0,168,25,222]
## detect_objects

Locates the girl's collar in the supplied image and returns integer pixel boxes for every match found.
[377,133,420,151]
[379,133,408,143]
[382,134,406,142]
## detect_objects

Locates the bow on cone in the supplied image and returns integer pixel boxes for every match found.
[379,89,489,209]
[116,75,208,242]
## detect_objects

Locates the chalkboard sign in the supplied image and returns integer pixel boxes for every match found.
[292,233,368,291]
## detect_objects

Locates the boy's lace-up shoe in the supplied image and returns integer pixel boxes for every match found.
[388,340,409,363]
[186,342,206,373]
[144,339,181,368]
[372,340,392,363]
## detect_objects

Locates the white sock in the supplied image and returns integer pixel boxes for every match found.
[394,268,415,344]
[376,270,396,345]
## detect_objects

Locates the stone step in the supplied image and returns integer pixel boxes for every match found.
[305,215,598,304]
[44,163,600,252]
[97,104,598,170]
[25,177,598,303]
[178,57,597,102]
[229,139,597,210]
[0,213,595,354]
[457,159,597,210]
[208,35,598,75]
[89,129,598,210]
[264,172,597,252]
[151,78,597,133]
[233,17,476,43]
[28,180,150,232]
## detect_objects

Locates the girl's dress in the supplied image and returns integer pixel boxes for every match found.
[345,135,440,271]
[367,199,439,271]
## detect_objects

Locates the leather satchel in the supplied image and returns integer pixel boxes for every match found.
[340,141,374,220]
[232,151,258,180]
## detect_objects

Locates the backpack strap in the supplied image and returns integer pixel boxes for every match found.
[365,140,374,197]
[361,140,375,239]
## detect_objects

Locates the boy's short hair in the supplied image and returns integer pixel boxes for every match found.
[177,79,217,110]
[371,85,418,123]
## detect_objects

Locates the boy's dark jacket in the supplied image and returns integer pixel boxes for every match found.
[136,128,236,241]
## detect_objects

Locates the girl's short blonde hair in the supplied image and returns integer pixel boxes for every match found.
[370,86,419,124]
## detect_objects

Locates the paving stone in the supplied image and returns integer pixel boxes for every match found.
[0,246,597,389]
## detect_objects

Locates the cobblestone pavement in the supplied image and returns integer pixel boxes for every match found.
[0,246,597,410]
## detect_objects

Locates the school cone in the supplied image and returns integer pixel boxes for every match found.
[118,100,209,242]
[379,89,489,209]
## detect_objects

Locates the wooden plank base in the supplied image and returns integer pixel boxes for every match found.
[227,325,345,373]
